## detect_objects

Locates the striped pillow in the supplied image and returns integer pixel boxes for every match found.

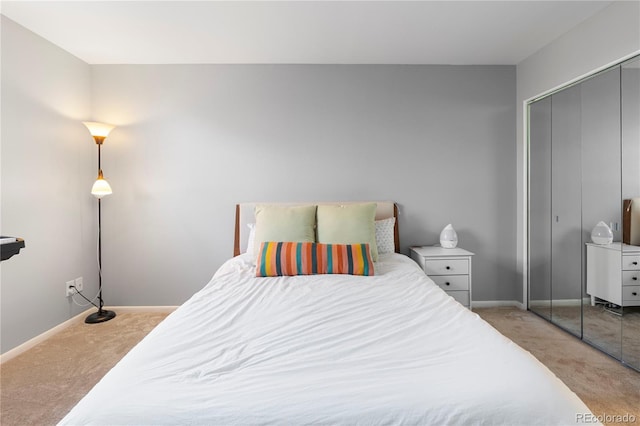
[256,242,374,277]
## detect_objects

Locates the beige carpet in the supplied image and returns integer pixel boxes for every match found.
[1,308,639,425]
[622,307,640,368]
[477,307,640,426]
[1,312,169,425]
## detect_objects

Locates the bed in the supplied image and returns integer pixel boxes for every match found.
[60,202,596,425]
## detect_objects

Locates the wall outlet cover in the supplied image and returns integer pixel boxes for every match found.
[75,277,83,292]
[65,280,75,297]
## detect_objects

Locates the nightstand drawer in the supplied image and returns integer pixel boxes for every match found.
[623,255,640,271]
[424,259,469,276]
[447,290,470,306]
[623,271,640,286]
[431,275,469,291]
[622,286,640,302]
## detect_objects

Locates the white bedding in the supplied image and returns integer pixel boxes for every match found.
[60,254,595,425]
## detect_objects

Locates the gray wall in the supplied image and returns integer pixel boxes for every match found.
[1,18,518,353]
[91,64,518,307]
[1,17,97,353]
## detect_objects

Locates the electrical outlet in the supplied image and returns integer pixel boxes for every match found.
[75,277,83,292]
[66,280,75,297]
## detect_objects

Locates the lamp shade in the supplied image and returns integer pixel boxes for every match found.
[83,121,115,138]
[91,170,112,199]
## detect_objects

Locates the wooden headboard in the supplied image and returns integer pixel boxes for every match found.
[234,202,400,256]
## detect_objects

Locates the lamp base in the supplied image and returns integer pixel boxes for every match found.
[85,309,116,324]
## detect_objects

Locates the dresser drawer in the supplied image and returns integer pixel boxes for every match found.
[623,255,640,271]
[622,286,640,302]
[623,270,640,286]
[447,290,470,306]
[424,259,469,276]
[431,275,469,291]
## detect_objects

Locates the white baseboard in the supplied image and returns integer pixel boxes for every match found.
[472,300,526,310]
[105,306,178,314]
[528,298,591,308]
[0,306,178,364]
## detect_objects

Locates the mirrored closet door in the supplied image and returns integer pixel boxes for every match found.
[622,56,640,369]
[529,55,640,371]
[529,96,552,322]
[529,87,582,337]
[581,66,622,358]
[551,83,582,337]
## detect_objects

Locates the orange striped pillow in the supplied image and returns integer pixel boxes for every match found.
[256,242,374,277]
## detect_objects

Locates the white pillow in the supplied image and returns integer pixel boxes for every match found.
[376,217,396,255]
[246,223,256,256]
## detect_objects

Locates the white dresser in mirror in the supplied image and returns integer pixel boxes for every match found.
[586,242,640,307]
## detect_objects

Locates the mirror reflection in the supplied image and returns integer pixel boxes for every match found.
[550,84,582,337]
[581,65,622,359]
[529,97,552,322]
[529,55,640,371]
[622,57,640,370]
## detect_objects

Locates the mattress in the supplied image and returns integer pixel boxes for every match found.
[59,253,595,425]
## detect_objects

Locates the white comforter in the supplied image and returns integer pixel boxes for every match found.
[60,254,594,425]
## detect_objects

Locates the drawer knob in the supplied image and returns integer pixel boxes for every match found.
[633,292,638,296]
[633,262,638,266]
[445,266,451,270]
[633,277,638,281]
[445,282,451,286]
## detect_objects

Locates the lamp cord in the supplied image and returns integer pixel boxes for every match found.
[71,207,102,309]
[68,195,105,309]
[69,286,100,308]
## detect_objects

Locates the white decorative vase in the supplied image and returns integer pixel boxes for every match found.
[591,221,613,245]
[440,224,458,248]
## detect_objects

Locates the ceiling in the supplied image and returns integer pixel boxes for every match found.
[0,1,614,65]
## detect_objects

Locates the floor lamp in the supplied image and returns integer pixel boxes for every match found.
[83,121,117,324]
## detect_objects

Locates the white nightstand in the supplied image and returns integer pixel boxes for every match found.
[410,246,475,309]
